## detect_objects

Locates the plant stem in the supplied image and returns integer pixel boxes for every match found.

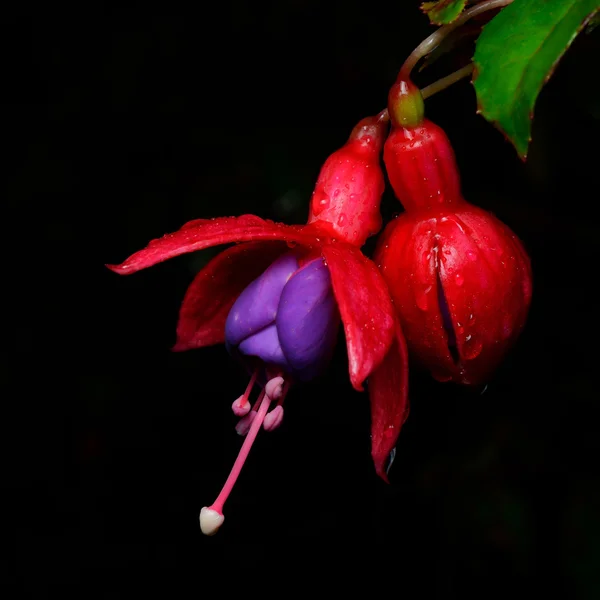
[399,0,514,78]
[421,63,474,99]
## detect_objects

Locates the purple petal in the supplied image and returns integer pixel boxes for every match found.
[277,258,340,381]
[225,253,298,346]
[238,324,290,370]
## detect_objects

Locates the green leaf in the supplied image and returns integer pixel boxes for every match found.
[473,0,600,159]
[421,0,468,24]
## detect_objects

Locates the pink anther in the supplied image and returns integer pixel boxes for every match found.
[235,410,257,436]
[263,405,284,431]
[231,370,258,417]
[232,395,251,417]
[265,376,285,400]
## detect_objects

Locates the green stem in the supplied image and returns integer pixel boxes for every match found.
[399,0,514,78]
[421,63,474,100]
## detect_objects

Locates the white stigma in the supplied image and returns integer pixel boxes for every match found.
[199,507,225,536]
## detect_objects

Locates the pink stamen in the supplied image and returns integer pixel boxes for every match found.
[235,410,257,436]
[265,376,284,400]
[231,369,258,417]
[200,389,272,536]
[235,391,264,435]
[263,378,291,431]
[263,406,284,431]
[235,388,265,435]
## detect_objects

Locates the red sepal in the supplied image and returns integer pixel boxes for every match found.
[321,242,395,391]
[107,215,325,275]
[368,320,410,482]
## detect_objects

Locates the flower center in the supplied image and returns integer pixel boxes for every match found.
[199,371,290,536]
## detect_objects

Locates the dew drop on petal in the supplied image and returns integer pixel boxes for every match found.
[415,285,432,311]
[311,191,330,216]
[463,337,483,360]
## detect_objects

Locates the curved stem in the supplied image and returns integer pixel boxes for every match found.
[421,63,474,100]
[399,0,514,78]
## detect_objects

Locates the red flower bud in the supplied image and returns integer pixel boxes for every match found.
[376,78,532,385]
[307,112,388,246]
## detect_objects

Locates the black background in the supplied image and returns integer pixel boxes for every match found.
[5,1,600,597]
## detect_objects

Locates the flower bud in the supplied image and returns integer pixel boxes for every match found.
[377,78,532,385]
[307,112,388,246]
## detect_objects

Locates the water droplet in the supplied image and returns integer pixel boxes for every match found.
[311,191,330,216]
[349,193,356,200]
[463,337,483,360]
[454,272,464,286]
[337,214,347,226]
[415,285,432,311]
[467,250,477,261]
[456,322,464,335]
[333,189,341,198]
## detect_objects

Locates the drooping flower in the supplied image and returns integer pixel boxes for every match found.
[375,78,532,385]
[107,112,409,534]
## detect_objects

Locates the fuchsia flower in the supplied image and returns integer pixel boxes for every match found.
[375,79,532,385]
[108,113,409,535]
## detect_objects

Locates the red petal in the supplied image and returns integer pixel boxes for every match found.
[107,215,324,275]
[374,214,456,382]
[173,242,288,351]
[321,242,395,391]
[368,320,409,482]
